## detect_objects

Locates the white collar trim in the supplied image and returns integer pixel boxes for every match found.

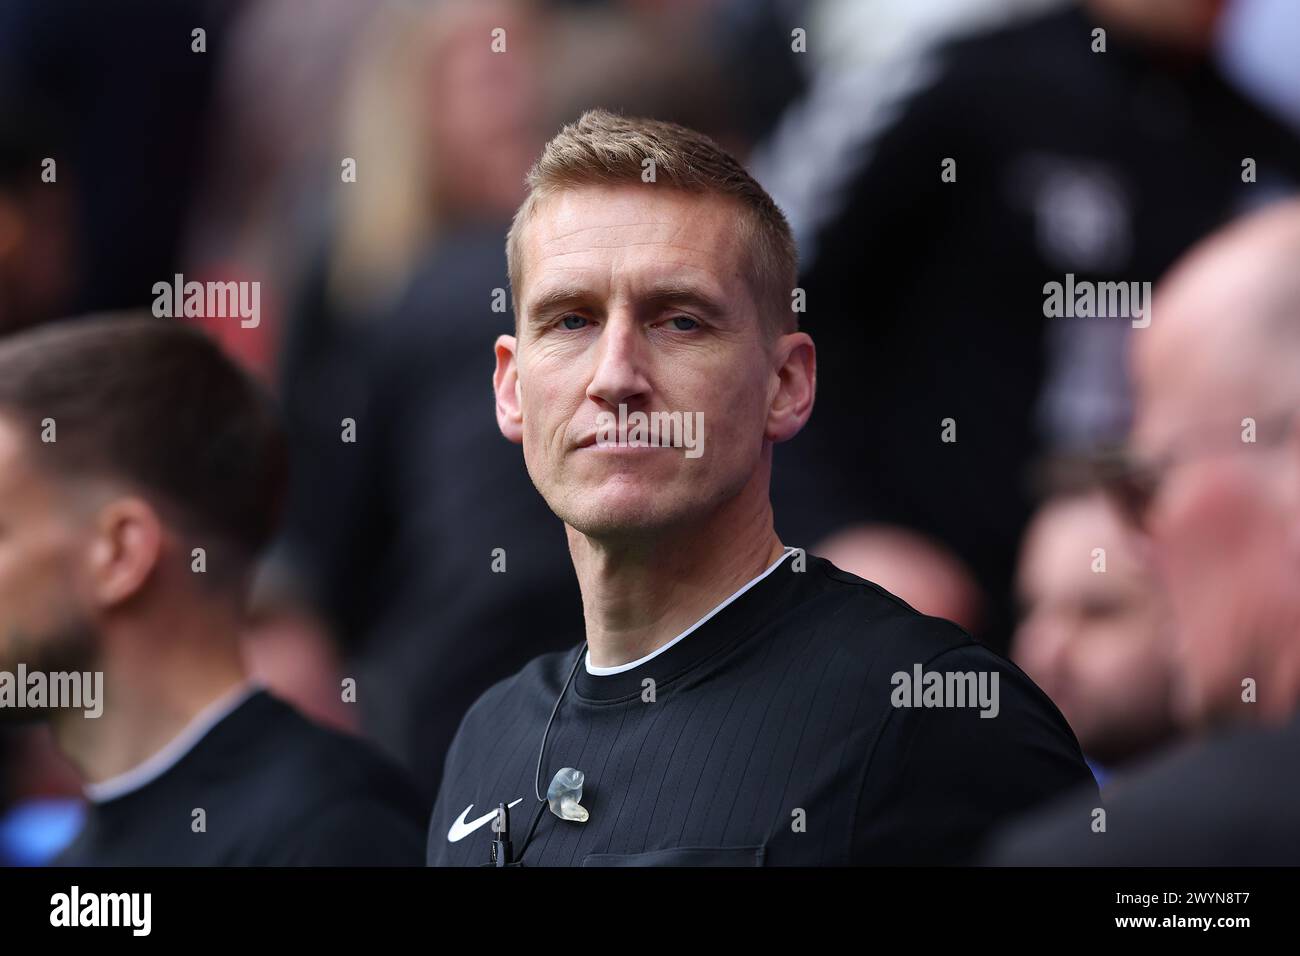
[83,681,263,804]
[585,546,800,676]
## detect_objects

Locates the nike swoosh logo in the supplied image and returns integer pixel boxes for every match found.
[448,798,525,843]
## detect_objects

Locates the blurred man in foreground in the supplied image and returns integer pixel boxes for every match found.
[987,200,1300,864]
[0,315,425,865]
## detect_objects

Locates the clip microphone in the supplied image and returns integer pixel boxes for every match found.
[490,802,514,866]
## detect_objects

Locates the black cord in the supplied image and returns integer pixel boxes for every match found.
[533,642,586,801]
[517,641,586,863]
[517,800,548,863]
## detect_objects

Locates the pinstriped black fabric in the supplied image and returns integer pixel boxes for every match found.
[427,557,1096,866]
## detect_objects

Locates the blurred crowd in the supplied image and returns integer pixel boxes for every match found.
[1,0,1298,864]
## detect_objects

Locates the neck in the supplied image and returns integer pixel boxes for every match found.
[51,596,249,785]
[569,477,785,669]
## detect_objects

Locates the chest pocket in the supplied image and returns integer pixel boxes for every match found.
[582,845,765,867]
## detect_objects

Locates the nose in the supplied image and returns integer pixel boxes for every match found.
[586,314,651,410]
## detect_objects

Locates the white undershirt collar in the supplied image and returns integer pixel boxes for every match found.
[83,680,263,804]
[585,546,800,676]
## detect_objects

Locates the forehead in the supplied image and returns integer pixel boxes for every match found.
[517,184,748,302]
[1133,262,1265,445]
[1020,495,1139,590]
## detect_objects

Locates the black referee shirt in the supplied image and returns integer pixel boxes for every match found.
[56,690,426,866]
[428,554,1094,866]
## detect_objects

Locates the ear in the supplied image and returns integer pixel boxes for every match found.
[494,333,524,445]
[765,330,816,444]
[84,497,164,609]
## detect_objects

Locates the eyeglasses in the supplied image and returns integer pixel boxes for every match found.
[1092,447,1167,531]
[1092,409,1298,530]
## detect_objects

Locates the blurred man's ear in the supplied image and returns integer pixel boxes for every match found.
[85,497,164,609]
[765,330,815,444]
[494,333,524,444]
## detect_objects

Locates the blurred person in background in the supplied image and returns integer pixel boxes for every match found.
[816,524,985,633]
[0,0,336,849]
[0,725,81,865]
[542,0,798,156]
[762,0,1300,651]
[987,200,1300,864]
[0,0,232,859]
[1012,481,1178,785]
[178,0,380,385]
[0,0,234,314]
[0,103,76,336]
[0,316,425,865]
[244,0,576,800]
[162,0,388,733]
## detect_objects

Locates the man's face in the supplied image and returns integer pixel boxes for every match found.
[1130,281,1299,727]
[499,184,799,538]
[0,416,98,717]
[1013,493,1172,763]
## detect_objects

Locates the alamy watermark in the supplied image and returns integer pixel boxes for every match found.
[50,886,150,936]
[152,273,260,328]
[0,665,103,718]
[595,403,704,458]
[1042,273,1151,328]
[890,663,1000,718]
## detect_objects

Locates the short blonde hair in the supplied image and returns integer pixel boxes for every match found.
[506,109,798,333]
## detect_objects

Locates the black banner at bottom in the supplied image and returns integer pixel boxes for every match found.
[0,866,1287,941]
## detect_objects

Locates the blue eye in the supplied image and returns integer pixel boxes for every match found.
[669,316,698,331]
[560,314,588,331]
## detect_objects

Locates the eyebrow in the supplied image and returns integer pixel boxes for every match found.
[640,283,727,319]
[526,286,591,321]
[525,282,728,325]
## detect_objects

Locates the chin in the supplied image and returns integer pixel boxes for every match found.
[560,489,702,539]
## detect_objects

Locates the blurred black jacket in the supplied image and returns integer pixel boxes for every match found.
[771,4,1300,647]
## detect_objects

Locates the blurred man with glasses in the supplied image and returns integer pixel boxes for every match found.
[987,200,1300,864]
